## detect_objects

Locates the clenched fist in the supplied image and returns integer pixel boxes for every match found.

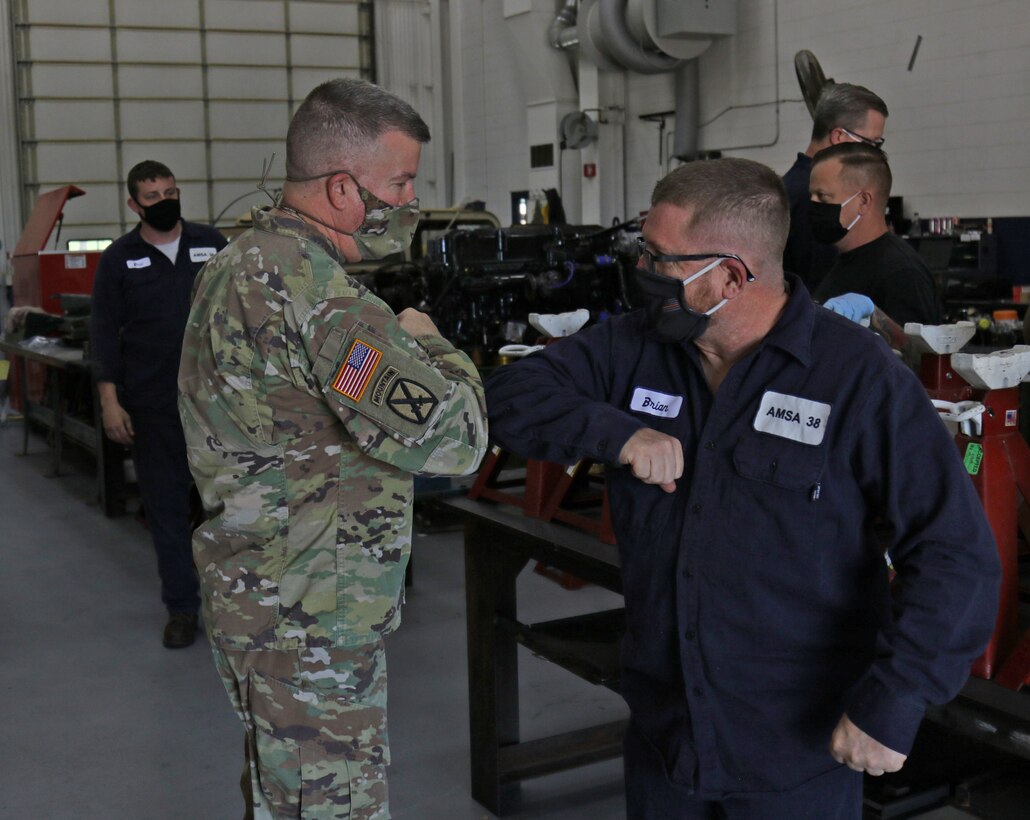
[618,428,683,493]
[830,714,906,776]
[397,308,441,339]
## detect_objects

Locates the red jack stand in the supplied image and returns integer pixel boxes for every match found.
[467,450,617,590]
[466,446,561,518]
[995,632,1030,690]
[538,458,616,545]
[950,384,1025,680]
[468,448,615,543]
[916,325,1030,684]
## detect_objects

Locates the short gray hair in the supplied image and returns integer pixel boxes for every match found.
[286,78,430,179]
[651,158,790,265]
[812,82,888,141]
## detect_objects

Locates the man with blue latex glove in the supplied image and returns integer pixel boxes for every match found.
[824,292,926,368]
[823,292,874,323]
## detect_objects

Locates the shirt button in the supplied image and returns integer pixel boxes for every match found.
[682,569,693,579]
[693,686,704,697]
[684,629,695,641]
[597,440,607,454]
[691,504,702,514]
[704,440,715,450]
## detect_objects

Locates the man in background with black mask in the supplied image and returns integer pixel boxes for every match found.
[812,143,941,327]
[486,158,998,819]
[90,159,227,648]
[783,82,888,293]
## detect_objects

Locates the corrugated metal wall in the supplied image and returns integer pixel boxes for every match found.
[10,0,372,245]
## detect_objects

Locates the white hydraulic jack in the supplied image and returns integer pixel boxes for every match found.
[907,321,1030,435]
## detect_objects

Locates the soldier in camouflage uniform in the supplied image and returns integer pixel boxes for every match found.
[178,79,487,818]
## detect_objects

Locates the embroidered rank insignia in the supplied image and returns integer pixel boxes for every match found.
[332,339,382,401]
[386,378,438,425]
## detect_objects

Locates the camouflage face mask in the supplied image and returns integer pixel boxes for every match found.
[284,168,420,261]
[351,184,420,261]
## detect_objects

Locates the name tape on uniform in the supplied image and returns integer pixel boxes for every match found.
[630,387,683,419]
[190,247,217,263]
[753,390,830,446]
[126,257,151,269]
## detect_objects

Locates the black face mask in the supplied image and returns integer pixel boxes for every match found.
[634,263,727,344]
[137,197,181,232]
[809,191,861,245]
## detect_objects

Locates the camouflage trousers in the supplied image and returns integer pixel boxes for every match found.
[212,641,390,819]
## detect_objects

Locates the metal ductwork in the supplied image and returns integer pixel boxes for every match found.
[548,0,579,50]
[576,0,727,71]
[597,0,681,74]
[503,0,581,215]
[672,59,700,163]
[563,0,735,164]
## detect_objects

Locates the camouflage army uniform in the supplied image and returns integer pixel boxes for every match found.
[178,206,487,818]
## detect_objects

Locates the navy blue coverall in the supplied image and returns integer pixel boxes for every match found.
[485,275,1000,817]
[90,220,226,614]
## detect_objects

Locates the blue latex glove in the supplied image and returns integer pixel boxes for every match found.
[822,293,875,324]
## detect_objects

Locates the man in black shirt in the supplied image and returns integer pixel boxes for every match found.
[90,160,227,648]
[812,143,941,328]
[783,83,888,292]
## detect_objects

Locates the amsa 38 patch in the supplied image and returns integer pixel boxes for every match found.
[753,390,831,446]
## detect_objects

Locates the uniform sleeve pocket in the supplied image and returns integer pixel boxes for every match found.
[316,319,451,446]
[732,435,825,490]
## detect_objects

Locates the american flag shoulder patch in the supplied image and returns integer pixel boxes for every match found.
[331,338,382,401]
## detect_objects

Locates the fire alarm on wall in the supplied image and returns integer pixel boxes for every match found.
[583,163,597,178]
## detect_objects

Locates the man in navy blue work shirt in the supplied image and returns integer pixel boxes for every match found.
[486,158,999,818]
[90,160,227,649]
[783,82,888,293]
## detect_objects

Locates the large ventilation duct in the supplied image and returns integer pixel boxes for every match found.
[672,59,700,163]
[574,0,623,73]
[570,0,735,165]
[597,0,680,74]
[576,0,722,71]
[536,0,736,218]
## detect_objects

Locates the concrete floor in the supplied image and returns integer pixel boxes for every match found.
[0,422,626,819]
[2,420,1028,819]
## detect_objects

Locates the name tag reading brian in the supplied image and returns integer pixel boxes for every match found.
[126,257,151,269]
[630,387,683,419]
[753,391,831,445]
[190,247,217,263]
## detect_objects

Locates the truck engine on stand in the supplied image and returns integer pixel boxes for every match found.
[362,220,643,366]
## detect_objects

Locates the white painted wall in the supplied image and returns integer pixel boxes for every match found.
[376,0,448,207]
[453,0,1030,226]
[451,1,529,220]
[2,0,1026,249]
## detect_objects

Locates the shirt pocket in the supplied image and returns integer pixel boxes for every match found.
[724,435,842,639]
[732,433,825,490]
[123,266,169,322]
[730,434,837,559]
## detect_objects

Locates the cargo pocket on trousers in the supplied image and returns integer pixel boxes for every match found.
[246,668,389,819]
